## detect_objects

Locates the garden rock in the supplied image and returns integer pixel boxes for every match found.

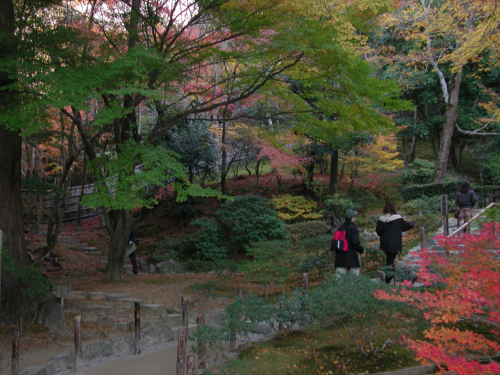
[362,230,379,242]
[154,260,186,274]
[372,270,385,282]
[138,258,150,273]
[253,322,273,334]
[37,301,66,334]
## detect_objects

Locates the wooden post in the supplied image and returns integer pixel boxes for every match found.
[278,303,284,332]
[135,302,141,355]
[196,313,206,370]
[74,315,82,372]
[181,297,188,329]
[420,226,425,249]
[441,194,449,236]
[303,273,309,292]
[0,230,2,314]
[12,326,19,375]
[176,326,188,375]
[186,355,197,375]
[238,289,243,299]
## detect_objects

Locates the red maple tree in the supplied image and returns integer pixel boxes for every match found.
[374,222,500,375]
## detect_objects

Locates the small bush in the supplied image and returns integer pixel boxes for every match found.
[272,195,323,223]
[285,221,330,242]
[185,217,227,261]
[217,195,286,251]
[298,234,331,254]
[399,158,435,185]
[245,240,291,261]
[297,252,333,276]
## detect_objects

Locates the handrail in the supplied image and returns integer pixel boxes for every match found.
[448,202,498,237]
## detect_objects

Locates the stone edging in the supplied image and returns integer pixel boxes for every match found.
[20,320,174,375]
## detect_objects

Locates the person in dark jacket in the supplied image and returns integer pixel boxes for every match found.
[333,209,365,276]
[125,223,138,275]
[376,202,414,284]
[455,181,478,229]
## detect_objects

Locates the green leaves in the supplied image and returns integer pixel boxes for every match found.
[81,141,220,210]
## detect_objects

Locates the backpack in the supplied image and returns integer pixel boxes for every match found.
[331,227,348,252]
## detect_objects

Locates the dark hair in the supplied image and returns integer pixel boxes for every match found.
[459,181,470,194]
[383,202,397,215]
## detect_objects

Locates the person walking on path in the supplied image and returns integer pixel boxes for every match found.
[376,202,415,284]
[455,180,478,229]
[332,209,365,276]
[125,223,138,275]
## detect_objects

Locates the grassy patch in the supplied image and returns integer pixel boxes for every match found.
[222,324,421,375]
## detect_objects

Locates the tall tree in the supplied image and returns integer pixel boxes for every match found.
[383,0,500,182]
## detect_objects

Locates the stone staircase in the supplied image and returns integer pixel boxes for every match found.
[57,232,108,266]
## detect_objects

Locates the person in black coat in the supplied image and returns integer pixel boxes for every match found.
[455,180,478,229]
[126,223,138,275]
[376,202,414,284]
[333,209,365,276]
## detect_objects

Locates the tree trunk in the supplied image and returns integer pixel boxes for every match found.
[30,144,43,234]
[76,152,86,228]
[434,69,463,182]
[255,159,261,188]
[220,107,229,195]
[306,152,315,189]
[457,139,467,172]
[449,142,457,169]
[409,136,417,163]
[104,209,132,281]
[329,150,338,195]
[0,0,32,326]
[401,135,407,169]
[431,136,438,159]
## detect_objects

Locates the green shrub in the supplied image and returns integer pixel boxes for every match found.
[185,217,227,261]
[304,274,421,356]
[401,180,461,200]
[324,194,361,213]
[297,252,333,276]
[2,251,52,300]
[399,158,435,185]
[147,236,180,264]
[272,195,323,223]
[285,221,330,242]
[217,195,286,251]
[245,240,291,261]
[298,234,331,254]
[399,196,443,215]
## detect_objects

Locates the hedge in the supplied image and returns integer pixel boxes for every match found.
[401,180,461,201]
[402,181,500,203]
